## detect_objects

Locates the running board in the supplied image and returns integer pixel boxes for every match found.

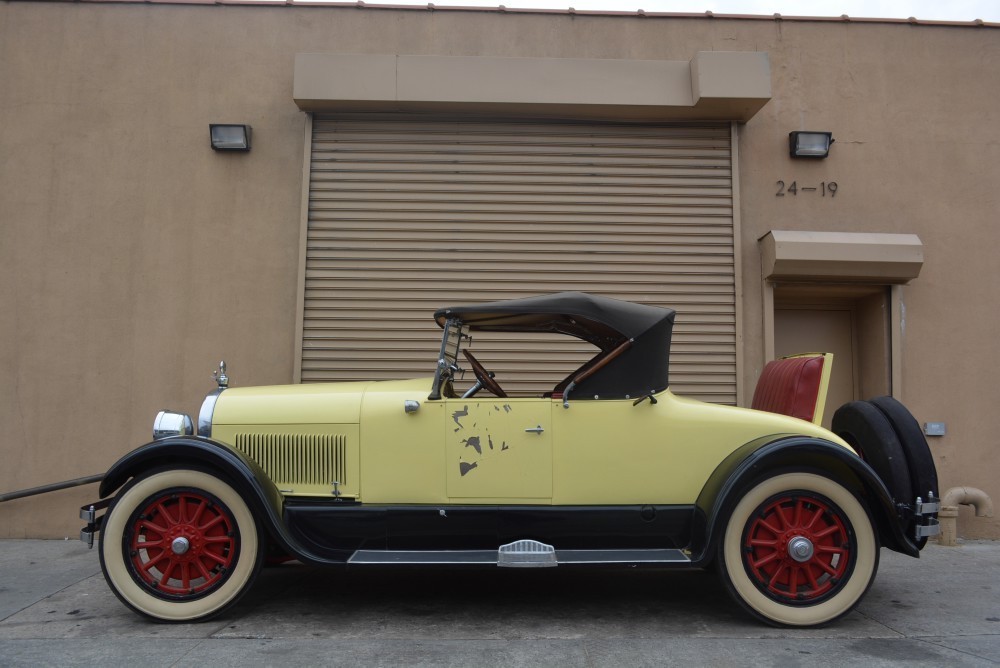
[348,541,690,568]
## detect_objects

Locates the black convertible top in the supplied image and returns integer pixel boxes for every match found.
[434,292,676,398]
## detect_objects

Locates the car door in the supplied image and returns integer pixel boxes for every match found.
[551,396,675,505]
[444,397,552,501]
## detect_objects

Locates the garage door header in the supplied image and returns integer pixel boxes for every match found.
[293,52,771,121]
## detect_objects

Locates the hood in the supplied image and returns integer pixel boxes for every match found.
[210,377,433,426]
[212,380,374,425]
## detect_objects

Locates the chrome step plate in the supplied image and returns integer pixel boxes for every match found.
[499,539,557,567]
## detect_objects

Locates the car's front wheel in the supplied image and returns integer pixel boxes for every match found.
[717,472,879,627]
[99,467,263,622]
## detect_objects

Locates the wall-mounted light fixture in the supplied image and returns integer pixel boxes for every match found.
[789,131,833,159]
[210,124,252,152]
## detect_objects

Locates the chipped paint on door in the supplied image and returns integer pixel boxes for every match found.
[445,398,552,500]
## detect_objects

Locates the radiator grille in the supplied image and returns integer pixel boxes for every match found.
[234,433,348,486]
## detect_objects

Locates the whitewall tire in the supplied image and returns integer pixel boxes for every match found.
[99,468,263,622]
[718,472,879,627]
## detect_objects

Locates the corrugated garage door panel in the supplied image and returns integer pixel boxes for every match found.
[302,116,736,404]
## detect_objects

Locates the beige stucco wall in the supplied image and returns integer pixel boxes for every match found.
[733,19,1000,540]
[1,3,997,538]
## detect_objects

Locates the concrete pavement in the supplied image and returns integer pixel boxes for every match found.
[0,539,998,667]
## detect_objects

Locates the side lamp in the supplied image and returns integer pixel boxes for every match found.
[210,124,252,152]
[789,131,833,159]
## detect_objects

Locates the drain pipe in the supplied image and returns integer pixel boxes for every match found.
[938,486,994,546]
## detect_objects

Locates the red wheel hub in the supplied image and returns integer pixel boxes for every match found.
[127,490,238,598]
[743,493,852,603]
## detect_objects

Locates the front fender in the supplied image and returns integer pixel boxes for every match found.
[690,435,919,564]
[98,436,328,565]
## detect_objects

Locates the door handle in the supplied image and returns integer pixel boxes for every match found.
[524,426,545,434]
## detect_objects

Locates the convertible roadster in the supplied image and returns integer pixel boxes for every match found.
[80,292,939,626]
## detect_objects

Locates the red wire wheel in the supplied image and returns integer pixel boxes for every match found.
[741,493,854,604]
[124,488,240,600]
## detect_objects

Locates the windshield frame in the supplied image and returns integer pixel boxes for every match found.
[428,318,470,400]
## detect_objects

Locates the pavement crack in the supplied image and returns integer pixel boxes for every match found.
[851,606,905,638]
[915,636,1000,664]
[170,638,212,667]
[0,570,101,624]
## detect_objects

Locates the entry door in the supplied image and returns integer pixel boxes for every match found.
[445,398,552,500]
[774,307,856,429]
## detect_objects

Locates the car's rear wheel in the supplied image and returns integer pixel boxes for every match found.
[99,468,263,622]
[718,472,879,627]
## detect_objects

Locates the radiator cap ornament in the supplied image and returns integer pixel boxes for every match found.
[213,361,229,389]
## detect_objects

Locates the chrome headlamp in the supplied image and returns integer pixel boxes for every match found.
[153,410,194,440]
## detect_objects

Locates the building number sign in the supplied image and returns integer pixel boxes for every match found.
[776,181,838,197]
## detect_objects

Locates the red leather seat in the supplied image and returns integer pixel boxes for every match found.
[751,354,831,423]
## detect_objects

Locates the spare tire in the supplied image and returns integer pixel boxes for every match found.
[868,396,938,501]
[832,401,913,505]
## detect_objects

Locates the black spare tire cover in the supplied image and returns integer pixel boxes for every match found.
[869,395,939,501]
[832,401,913,504]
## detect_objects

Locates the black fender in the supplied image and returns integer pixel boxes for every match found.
[690,434,920,565]
[98,436,331,566]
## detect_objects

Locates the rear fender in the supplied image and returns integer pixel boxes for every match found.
[98,437,327,564]
[691,435,919,564]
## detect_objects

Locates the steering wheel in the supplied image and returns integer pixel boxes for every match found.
[462,350,508,398]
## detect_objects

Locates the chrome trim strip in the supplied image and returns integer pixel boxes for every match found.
[556,548,690,564]
[349,550,497,565]
[347,547,692,566]
[198,388,225,437]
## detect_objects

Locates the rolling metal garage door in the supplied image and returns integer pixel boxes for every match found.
[300,116,737,404]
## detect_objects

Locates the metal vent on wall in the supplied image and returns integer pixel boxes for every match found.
[234,433,348,486]
[302,115,737,404]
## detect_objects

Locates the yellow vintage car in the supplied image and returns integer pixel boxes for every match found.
[80,292,939,626]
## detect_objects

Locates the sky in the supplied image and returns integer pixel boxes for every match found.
[360,0,1000,23]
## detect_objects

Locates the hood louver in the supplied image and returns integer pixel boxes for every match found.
[234,433,349,492]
